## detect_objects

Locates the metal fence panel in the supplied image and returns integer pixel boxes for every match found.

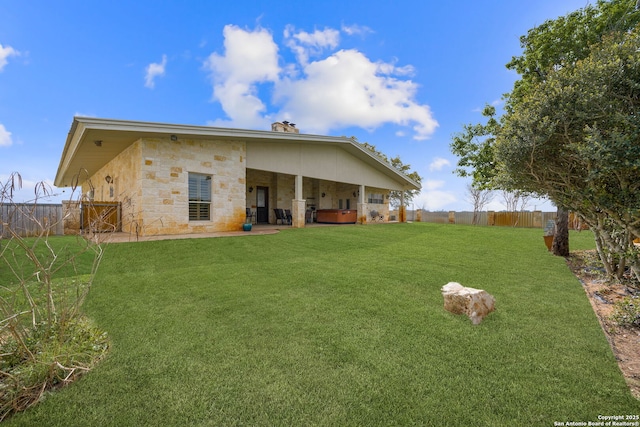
[0,204,64,238]
[421,211,450,224]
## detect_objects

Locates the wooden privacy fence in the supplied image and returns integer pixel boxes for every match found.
[406,210,587,230]
[81,202,121,232]
[0,203,64,238]
[1,202,122,237]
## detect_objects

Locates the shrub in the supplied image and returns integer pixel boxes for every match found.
[610,296,640,328]
[0,316,109,421]
[1,172,109,421]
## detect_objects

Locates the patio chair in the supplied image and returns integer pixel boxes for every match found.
[284,209,293,225]
[274,208,289,225]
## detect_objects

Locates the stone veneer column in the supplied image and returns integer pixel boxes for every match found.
[292,174,305,228]
[357,184,367,224]
[291,199,306,228]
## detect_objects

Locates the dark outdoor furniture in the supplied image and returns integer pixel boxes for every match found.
[274,208,291,225]
[370,210,384,222]
[284,209,293,225]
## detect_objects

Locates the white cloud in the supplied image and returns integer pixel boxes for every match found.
[485,200,507,211]
[424,179,445,191]
[341,24,374,37]
[144,54,167,89]
[393,64,416,77]
[412,180,457,211]
[275,49,438,139]
[284,25,340,65]
[0,124,13,147]
[0,43,19,71]
[429,157,451,171]
[204,25,280,128]
[204,25,438,139]
[74,111,97,118]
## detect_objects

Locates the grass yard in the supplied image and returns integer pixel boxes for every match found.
[5,223,640,426]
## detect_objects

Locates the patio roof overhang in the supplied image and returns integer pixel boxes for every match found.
[55,116,421,192]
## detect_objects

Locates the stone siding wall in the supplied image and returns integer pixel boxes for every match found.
[366,187,390,221]
[87,140,143,234]
[87,137,246,236]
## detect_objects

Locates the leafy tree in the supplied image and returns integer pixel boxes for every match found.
[497,0,640,257]
[450,105,500,190]
[506,0,640,100]
[451,0,640,261]
[496,27,640,277]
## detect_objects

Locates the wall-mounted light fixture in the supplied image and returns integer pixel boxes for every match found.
[352,191,356,197]
[321,192,326,198]
[94,140,103,147]
[249,186,254,193]
[105,175,112,184]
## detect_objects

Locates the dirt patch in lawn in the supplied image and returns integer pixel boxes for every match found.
[567,250,640,399]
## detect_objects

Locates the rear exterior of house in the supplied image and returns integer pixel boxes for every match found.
[87,136,246,236]
[55,117,420,237]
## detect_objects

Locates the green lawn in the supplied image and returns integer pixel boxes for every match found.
[5,223,640,426]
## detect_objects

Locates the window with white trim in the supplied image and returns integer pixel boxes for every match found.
[188,173,211,221]
[368,193,384,204]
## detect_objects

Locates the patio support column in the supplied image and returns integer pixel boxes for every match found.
[399,189,406,223]
[292,174,305,228]
[357,184,367,224]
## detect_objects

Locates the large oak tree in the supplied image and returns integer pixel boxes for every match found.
[451,0,640,265]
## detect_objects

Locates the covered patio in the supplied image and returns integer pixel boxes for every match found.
[243,130,419,228]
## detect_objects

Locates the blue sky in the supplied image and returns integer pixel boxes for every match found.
[0,1,591,210]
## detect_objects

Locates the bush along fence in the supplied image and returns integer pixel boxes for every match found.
[397,210,587,230]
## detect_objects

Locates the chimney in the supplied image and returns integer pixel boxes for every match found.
[271,121,299,134]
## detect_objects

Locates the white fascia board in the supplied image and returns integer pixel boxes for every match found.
[56,116,421,190]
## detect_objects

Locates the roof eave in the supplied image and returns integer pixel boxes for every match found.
[55,117,421,191]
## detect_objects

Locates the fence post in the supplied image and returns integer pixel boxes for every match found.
[533,210,542,229]
[62,201,81,235]
[448,211,455,224]
[488,211,495,226]
[399,205,406,223]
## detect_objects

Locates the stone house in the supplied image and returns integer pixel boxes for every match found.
[54,117,420,237]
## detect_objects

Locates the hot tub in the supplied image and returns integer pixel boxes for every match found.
[316,209,357,224]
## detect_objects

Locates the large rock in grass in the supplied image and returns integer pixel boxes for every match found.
[441,282,495,325]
